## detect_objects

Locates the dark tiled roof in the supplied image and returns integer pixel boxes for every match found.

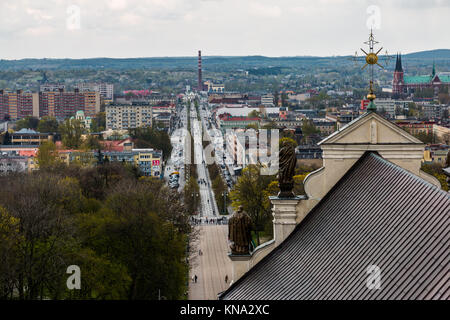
[220,152,450,300]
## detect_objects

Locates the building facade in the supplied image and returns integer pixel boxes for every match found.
[75,83,114,101]
[11,129,52,146]
[392,54,450,95]
[0,90,39,120]
[106,103,153,130]
[38,89,100,119]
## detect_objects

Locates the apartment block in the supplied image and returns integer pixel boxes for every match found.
[39,89,100,118]
[106,103,153,130]
[0,90,39,120]
[261,94,274,107]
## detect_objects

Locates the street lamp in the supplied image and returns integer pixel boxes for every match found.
[222,192,228,215]
[191,192,199,214]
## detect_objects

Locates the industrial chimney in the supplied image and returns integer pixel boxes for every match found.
[198,50,202,91]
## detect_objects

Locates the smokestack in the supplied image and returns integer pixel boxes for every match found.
[198,50,202,91]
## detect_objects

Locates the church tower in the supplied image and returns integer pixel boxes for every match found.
[392,53,404,95]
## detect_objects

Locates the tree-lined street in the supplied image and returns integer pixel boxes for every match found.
[187,95,232,300]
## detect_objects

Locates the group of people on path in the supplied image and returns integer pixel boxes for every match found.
[191,274,229,285]
[191,216,228,225]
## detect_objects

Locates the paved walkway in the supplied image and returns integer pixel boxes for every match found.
[189,225,232,300]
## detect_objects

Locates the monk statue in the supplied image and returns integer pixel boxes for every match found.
[228,205,252,255]
[278,144,297,198]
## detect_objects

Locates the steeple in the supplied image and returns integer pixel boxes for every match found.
[432,61,436,78]
[395,53,403,72]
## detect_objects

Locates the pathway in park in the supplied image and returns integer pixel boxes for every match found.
[189,225,232,300]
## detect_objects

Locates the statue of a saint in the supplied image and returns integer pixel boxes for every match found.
[228,205,252,255]
[278,144,297,198]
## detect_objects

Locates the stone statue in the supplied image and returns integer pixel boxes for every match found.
[278,144,297,198]
[228,205,252,255]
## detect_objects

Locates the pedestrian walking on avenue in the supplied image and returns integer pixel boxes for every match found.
[225,275,228,284]
[194,275,198,283]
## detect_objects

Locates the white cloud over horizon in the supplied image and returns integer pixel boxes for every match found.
[0,0,449,59]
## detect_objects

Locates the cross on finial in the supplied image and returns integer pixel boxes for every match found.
[353,30,392,112]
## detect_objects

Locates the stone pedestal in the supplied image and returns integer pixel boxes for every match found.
[270,196,302,246]
[227,196,304,284]
[229,254,252,284]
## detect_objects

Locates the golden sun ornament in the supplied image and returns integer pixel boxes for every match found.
[352,30,392,111]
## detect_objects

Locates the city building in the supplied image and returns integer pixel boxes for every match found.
[423,144,449,166]
[336,110,360,130]
[40,84,66,92]
[422,104,447,121]
[0,90,39,120]
[1,89,101,120]
[217,114,260,132]
[261,94,274,107]
[204,81,225,93]
[296,144,322,159]
[0,156,29,174]
[133,148,163,177]
[0,145,39,157]
[75,83,114,101]
[38,89,100,118]
[396,120,435,136]
[312,120,336,136]
[10,129,52,146]
[72,110,92,131]
[225,129,259,168]
[105,102,153,130]
[393,54,450,95]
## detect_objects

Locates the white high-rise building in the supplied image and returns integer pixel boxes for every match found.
[75,83,114,101]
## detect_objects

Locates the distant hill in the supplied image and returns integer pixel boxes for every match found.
[403,49,450,59]
[0,49,448,71]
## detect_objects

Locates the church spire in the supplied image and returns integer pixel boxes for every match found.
[432,60,436,77]
[395,53,403,72]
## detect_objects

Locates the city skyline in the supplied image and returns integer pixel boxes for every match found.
[0,0,449,59]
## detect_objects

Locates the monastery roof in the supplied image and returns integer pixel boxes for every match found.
[220,152,450,300]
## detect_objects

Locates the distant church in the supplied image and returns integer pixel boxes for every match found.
[392,53,450,95]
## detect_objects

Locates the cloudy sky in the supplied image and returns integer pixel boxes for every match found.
[0,0,449,59]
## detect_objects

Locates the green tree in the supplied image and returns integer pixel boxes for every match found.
[184,177,200,214]
[129,127,172,162]
[37,116,59,133]
[229,164,275,246]
[37,140,60,169]
[0,174,82,300]
[90,112,106,132]
[15,116,39,131]
[421,163,448,191]
[414,132,433,144]
[301,119,320,137]
[248,110,261,118]
[80,180,189,299]
[0,207,21,299]
[59,118,84,149]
